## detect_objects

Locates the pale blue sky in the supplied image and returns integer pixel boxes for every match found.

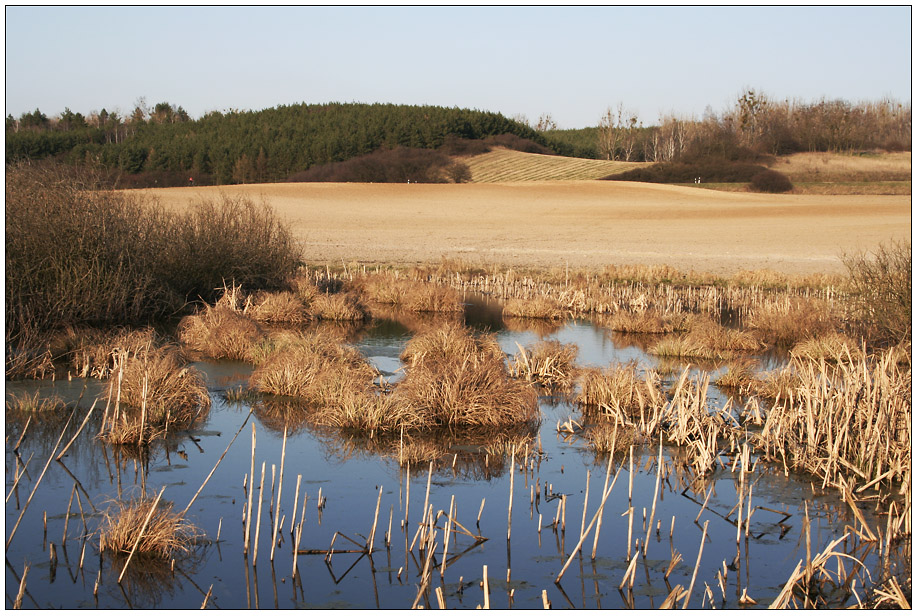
[5,5,912,129]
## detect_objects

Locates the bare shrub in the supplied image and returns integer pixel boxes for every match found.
[749,169,793,193]
[842,240,911,346]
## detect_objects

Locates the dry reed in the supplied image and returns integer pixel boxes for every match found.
[510,340,579,389]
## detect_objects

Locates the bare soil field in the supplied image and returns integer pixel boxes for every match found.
[139,180,910,275]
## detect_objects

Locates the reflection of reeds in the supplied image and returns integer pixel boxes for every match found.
[510,340,579,390]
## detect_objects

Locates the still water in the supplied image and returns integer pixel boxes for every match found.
[4,298,901,609]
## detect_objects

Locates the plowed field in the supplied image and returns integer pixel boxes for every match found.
[139,180,910,275]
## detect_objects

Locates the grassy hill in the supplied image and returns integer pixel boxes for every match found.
[464,148,646,182]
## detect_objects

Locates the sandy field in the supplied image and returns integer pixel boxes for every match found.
[139,181,911,275]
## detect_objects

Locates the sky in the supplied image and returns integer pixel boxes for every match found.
[4,5,912,129]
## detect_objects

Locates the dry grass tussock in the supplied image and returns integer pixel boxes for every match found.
[393,323,539,430]
[100,344,211,445]
[355,272,463,313]
[790,333,865,363]
[502,296,565,320]
[651,315,763,360]
[600,309,687,334]
[177,304,267,362]
[244,290,311,323]
[510,340,579,390]
[309,292,368,321]
[250,331,377,405]
[5,391,67,418]
[51,326,157,379]
[100,495,202,560]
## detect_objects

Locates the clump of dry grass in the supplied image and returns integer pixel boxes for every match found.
[713,359,759,393]
[790,333,865,363]
[575,364,663,418]
[5,391,67,416]
[51,326,157,379]
[177,304,267,362]
[249,331,378,406]
[244,290,311,323]
[393,323,539,430]
[309,292,368,321]
[502,296,565,320]
[600,309,685,334]
[101,344,211,445]
[510,340,579,390]
[100,495,202,560]
[651,315,763,360]
[356,273,463,313]
[582,422,639,455]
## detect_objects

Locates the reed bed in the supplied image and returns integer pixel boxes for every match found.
[56,327,158,379]
[243,290,311,323]
[755,348,911,496]
[99,494,202,560]
[100,344,211,445]
[510,340,579,390]
[600,309,685,334]
[745,296,837,347]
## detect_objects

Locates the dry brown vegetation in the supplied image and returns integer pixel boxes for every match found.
[510,340,579,390]
[99,343,211,446]
[100,495,202,560]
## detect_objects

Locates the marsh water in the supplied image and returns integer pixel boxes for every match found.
[4,296,904,609]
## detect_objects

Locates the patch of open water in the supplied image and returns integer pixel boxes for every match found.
[5,297,904,609]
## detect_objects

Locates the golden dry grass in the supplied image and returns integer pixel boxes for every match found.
[772,151,911,183]
[100,495,202,560]
[510,340,579,390]
[177,304,267,362]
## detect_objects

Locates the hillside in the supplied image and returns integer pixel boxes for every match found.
[464,148,647,182]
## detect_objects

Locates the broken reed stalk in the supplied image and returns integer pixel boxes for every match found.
[591,452,615,560]
[6,409,74,550]
[55,398,98,461]
[253,461,266,566]
[62,483,76,544]
[182,410,252,517]
[477,498,486,526]
[483,564,490,609]
[508,447,515,542]
[292,486,308,576]
[368,485,383,554]
[683,520,710,609]
[290,475,301,536]
[271,427,287,562]
[441,495,455,576]
[619,552,639,590]
[14,564,29,609]
[555,462,622,583]
[542,588,551,609]
[643,436,663,556]
[244,423,256,556]
[695,484,714,523]
[117,485,166,583]
[579,469,590,545]
[386,505,393,548]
